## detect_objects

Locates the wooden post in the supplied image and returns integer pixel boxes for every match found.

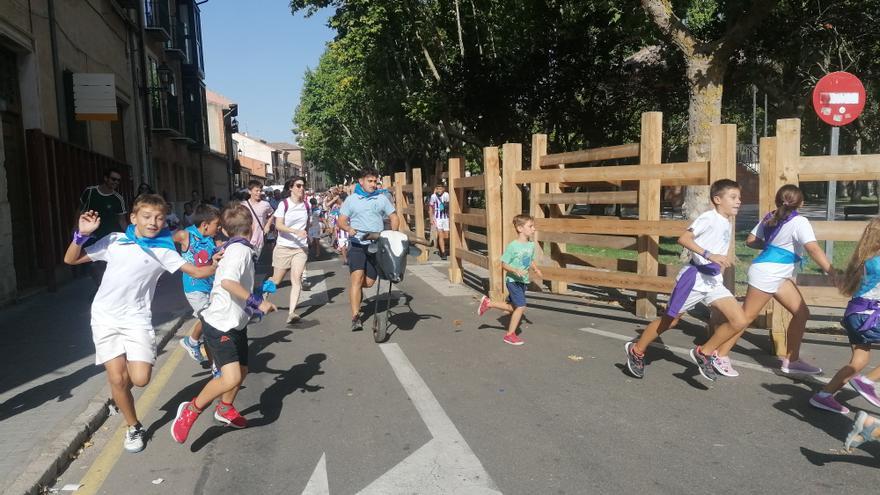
[530,134,548,267]
[484,147,504,302]
[755,136,777,331]
[546,146,567,295]
[768,119,802,356]
[636,112,663,318]
[448,156,465,283]
[710,124,738,292]
[502,143,522,247]
[412,168,429,262]
[394,171,409,233]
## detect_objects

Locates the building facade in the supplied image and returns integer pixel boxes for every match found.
[0,0,226,303]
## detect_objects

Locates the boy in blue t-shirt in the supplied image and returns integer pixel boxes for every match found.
[477,214,542,346]
[173,204,221,363]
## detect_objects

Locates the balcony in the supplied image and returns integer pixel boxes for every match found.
[181,78,207,148]
[164,17,186,59]
[144,0,171,42]
[151,92,183,137]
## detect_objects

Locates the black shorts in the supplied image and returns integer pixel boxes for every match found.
[348,242,378,280]
[201,319,248,368]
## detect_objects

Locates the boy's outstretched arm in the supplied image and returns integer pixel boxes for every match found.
[179,263,216,279]
[677,230,731,269]
[64,210,100,265]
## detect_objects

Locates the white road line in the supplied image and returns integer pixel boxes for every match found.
[302,452,329,495]
[356,343,501,494]
[406,265,475,297]
[578,326,832,384]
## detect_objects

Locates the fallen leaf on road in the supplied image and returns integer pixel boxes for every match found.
[567,355,584,362]
[83,441,93,448]
[152,478,164,485]
[453,320,462,327]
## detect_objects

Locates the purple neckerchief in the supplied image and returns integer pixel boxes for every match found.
[665,261,723,317]
[761,210,799,245]
[844,297,880,333]
[221,236,254,251]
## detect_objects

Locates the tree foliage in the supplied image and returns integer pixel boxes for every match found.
[292,0,880,184]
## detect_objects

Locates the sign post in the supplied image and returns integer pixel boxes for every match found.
[812,71,866,260]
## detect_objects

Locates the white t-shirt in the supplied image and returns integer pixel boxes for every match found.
[201,242,255,332]
[429,192,450,219]
[749,215,817,280]
[684,209,732,287]
[86,232,187,329]
[273,200,309,249]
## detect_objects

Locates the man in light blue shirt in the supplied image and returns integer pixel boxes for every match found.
[338,168,399,331]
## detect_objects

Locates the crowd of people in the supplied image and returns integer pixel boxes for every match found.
[67,168,880,456]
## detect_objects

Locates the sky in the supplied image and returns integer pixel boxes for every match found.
[200,1,334,145]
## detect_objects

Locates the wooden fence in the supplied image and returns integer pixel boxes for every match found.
[501,112,737,318]
[392,169,429,262]
[448,150,504,302]
[760,118,880,355]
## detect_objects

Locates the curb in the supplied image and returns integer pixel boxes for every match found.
[4,313,190,495]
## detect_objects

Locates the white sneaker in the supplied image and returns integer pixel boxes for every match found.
[711,354,740,377]
[124,424,145,453]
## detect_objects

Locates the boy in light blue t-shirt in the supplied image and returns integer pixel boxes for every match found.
[477,214,542,346]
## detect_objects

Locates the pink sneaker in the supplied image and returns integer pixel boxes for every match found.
[781,358,822,375]
[477,296,491,316]
[809,393,850,415]
[171,401,201,443]
[849,375,880,408]
[503,334,524,346]
[711,354,740,378]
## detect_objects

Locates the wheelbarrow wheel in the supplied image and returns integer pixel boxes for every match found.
[372,312,386,343]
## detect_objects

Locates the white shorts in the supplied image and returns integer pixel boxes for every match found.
[435,218,450,231]
[184,291,210,318]
[747,264,794,294]
[672,284,734,316]
[92,325,156,365]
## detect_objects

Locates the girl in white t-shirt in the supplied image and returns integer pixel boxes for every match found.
[266,177,311,324]
[723,185,836,375]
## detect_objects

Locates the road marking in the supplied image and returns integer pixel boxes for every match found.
[578,327,832,384]
[406,265,475,297]
[75,345,186,495]
[362,343,500,494]
[302,452,329,495]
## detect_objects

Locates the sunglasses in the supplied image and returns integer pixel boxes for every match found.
[293,183,304,188]
[108,176,122,182]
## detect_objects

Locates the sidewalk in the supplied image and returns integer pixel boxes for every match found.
[0,273,190,495]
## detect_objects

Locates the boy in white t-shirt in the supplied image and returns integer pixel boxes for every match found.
[624,180,750,381]
[171,205,276,444]
[428,184,450,260]
[63,194,217,453]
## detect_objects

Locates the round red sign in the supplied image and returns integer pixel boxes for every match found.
[812,71,866,126]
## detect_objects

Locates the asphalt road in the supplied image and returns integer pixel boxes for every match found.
[53,256,879,495]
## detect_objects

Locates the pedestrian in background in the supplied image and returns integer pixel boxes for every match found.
[429,184,450,260]
[79,167,128,284]
[241,180,273,261]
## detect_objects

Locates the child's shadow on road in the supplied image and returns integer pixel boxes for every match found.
[188,353,326,452]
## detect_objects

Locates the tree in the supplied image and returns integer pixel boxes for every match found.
[640,0,775,218]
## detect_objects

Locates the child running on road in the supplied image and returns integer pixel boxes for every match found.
[171,204,276,443]
[330,194,349,265]
[63,194,216,453]
[624,179,749,381]
[729,184,835,377]
[174,204,221,364]
[477,214,543,346]
[809,218,880,414]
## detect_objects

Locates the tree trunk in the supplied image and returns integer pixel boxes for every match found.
[682,55,726,219]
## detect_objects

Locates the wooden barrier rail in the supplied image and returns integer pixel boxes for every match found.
[392,169,428,262]
[759,119,880,355]
[448,150,504,301]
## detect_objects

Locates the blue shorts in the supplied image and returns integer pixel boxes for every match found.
[506,281,527,308]
[842,313,880,346]
[348,242,378,280]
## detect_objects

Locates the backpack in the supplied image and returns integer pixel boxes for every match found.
[434,193,449,214]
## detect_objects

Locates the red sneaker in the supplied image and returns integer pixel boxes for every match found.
[171,401,201,443]
[214,403,247,428]
[503,334,524,346]
[477,296,491,316]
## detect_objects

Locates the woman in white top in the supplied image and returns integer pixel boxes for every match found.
[266,177,311,324]
[718,185,835,374]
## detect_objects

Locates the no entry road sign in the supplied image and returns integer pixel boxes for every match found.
[812,71,866,126]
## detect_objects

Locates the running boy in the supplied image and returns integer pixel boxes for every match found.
[63,194,217,453]
[624,179,749,381]
[171,204,276,443]
[174,204,221,363]
[429,184,450,260]
[477,214,543,346]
